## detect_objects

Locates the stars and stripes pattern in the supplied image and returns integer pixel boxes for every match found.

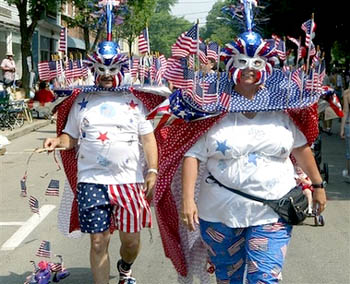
[20,177,27,197]
[138,28,149,54]
[206,227,225,243]
[174,24,199,55]
[38,61,62,82]
[248,237,268,251]
[36,240,51,258]
[228,237,245,256]
[45,179,60,196]
[29,195,39,214]
[207,42,219,61]
[301,18,316,47]
[58,27,67,53]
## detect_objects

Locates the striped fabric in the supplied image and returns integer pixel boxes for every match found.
[108,183,152,233]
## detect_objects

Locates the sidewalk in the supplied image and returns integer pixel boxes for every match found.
[0,118,52,141]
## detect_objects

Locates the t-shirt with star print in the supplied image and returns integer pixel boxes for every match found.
[63,91,153,185]
[185,111,307,228]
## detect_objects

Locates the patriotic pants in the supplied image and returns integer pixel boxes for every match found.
[77,182,152,234]
[199,219,292,284]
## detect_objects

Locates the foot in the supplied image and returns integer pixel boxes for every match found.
[117,259,136,284]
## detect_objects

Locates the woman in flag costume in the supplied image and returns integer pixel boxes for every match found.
[149,0,326,283]
[42,1,167,284]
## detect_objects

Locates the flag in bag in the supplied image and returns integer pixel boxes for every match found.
[45,179,60,196]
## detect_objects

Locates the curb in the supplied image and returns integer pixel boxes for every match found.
[3,120,51,141]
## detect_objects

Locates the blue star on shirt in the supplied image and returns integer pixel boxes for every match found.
[78,98,88,110]
[216,140,230,155]
[248,152,258,166]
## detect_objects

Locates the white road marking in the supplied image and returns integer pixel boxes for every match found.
[0,222,25,226]
[0,205,56,251]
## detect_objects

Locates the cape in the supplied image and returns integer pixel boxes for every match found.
[54,84,319,283]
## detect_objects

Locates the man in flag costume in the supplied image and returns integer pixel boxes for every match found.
[43,1,166,283]
[148,0,326,283]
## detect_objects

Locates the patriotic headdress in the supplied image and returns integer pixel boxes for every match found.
[85,0,129,87]
[221,0,277,85]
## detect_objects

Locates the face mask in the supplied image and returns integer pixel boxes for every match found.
[94,63,121,77]
[233,54,266,71]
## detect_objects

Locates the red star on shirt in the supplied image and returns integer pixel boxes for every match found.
[128,100,138,110]
[97,132,109,143]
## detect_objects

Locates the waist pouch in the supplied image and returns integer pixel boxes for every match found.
[206,174,308,225]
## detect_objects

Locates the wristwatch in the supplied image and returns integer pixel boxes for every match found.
[311,181,327,189]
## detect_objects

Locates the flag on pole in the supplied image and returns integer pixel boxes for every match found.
[29,195,39,214]
[301,18,316,47]
[36,240,51,258]
[174,24,199,55]
[138,28,149,54]
[45,179,60,196]
[58,27,67,54]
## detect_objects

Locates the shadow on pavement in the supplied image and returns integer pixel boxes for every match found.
[2,267,116,284]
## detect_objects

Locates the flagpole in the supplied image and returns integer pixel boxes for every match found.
[146,23,150,55]
[216,44,221,100]
[305,13,314,74]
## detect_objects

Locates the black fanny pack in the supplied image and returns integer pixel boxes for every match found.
[206,174,308,225]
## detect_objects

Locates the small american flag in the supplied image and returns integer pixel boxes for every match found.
[207,42,219,61]
[171,42,189,58]
[50,262,62,272]
[36,240,51,258]
[45,179,60,196]
[29,195,39,214]
[301,19,316,46]
[219,92,231,109]
[198,42,208,64]
[138,28,149,54]
[38,61,50,81]
[58,27,67,53]
[20,177,27,197]
[175,24,198,55]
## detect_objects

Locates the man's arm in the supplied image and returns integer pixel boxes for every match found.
[43,133,78,151]
[141,132,158,199]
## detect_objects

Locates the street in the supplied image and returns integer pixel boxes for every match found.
[0,121,349,284]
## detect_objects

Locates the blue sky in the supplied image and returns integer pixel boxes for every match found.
[171,0,218,26]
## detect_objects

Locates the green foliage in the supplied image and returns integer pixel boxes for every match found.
[155,0,178,13]
[149,12,191,57]
[115,0,156,53]
[63,0,97,29]
[200,0,238,45]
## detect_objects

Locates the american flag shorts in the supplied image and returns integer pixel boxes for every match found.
[77,182,152,234]
[199,219,292,283]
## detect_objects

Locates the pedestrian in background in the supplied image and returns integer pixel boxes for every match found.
[1,51,16,87]
[341,86,350,182]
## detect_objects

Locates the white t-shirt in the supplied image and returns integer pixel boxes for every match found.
[63,91,153,185]
[185,111,307,228]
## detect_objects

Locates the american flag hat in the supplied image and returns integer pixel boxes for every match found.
[85,41,129,87]
[220,0,277,85]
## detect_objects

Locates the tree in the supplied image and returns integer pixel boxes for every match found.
[63,0,99,52]
[148,12,191,57]
[155,0,177,13]
[6,0,60,94]
[200,0,238,46]
[114,0,156,56]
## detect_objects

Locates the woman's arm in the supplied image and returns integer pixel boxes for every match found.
[340,91,349,138]
[182,156,200,231]
[141,132,158,199]
[292,145,327,214]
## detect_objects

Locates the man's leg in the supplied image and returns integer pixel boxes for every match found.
[119,231,141,264]
[90,230,111,284]
[117,231,141,283]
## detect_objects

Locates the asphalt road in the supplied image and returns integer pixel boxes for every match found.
[0,121,349,284]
